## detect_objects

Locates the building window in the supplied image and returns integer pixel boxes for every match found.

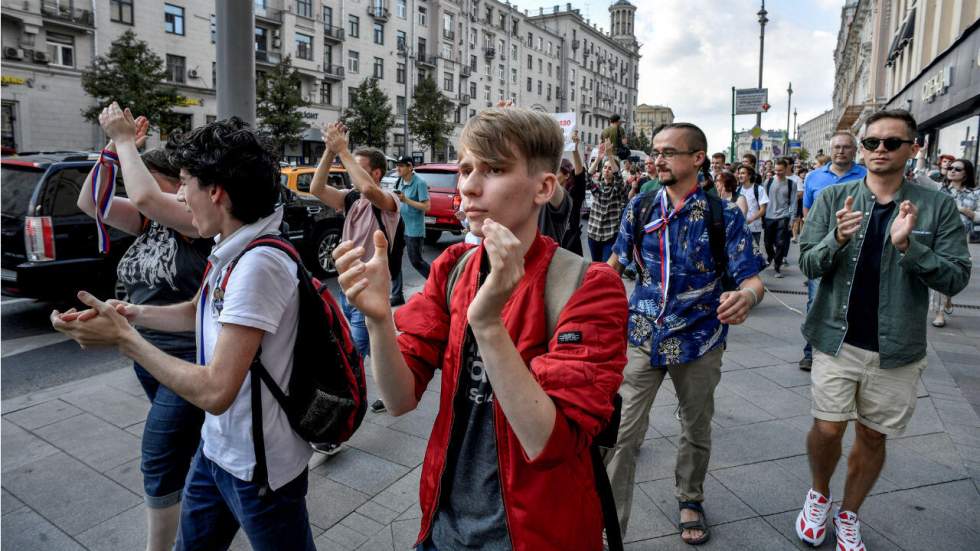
[484,86,491,102]
[511,44,517,59]
[323,6,333,26]
[295,33,313,60]
[547,84,552,100]
[373,57,384,79]
[469,81,477,97]
[373,23,385,45]
[296,0,312,18]
[536,36,542,50]
[418,6,427,26]
[324,44,333,65]
[443,71,453,92]
[110,0,133,24]
[46,33,74,67]
[527,54,532,70]
[348,15,359,38]
[469,55,477,72]
[547,41,553,55]
[322,82,333,105]
[443,13,453,34]
[255,26,267,51]
[396,62,405,84]
[454,106,461,124]
[537,80,542,95]
[396,95,406,115]
[527,32,533,47]
[511,68,517,84]
[526,77,532,92]
[164,4,184,35]
[348,51,359,73]
[547,62,552,77]
[538,59,542,73]
[470,29,477,48]
[497,64,504,81]
[396,30,406,51]
[396,0,407,19]
[417,37,427,58]
[166,54,186,83]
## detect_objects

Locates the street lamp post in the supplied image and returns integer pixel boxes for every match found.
[755,0,768,139]
[785,82,792,156]
[793,108,798,140]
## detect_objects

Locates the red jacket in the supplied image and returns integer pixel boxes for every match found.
[394,235,628,550]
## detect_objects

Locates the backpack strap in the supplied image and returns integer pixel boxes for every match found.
[444,247,479,310]
[544,248,589,339]
[631,192,658,279]
[706,195,738,292]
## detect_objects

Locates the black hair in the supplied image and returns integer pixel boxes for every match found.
[951,158,976,190]
[865,109,918,140]
[166,117,280,224]
[774,157,790,168]
[655,122,708,153]
[141,148,179,179]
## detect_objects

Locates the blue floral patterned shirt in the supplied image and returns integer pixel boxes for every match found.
[612,188,765,366]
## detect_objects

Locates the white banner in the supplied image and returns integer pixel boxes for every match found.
[552,112,577,151]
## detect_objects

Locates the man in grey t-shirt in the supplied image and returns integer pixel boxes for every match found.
[763,158,794,277]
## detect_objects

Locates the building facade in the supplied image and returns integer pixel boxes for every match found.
[798,109,835,158]
[634,103,673,139]
[735,128,789,163]
[1,0,640,163]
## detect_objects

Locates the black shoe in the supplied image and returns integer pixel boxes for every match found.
[311,442,343,456]
[370,399,387,414]
[390,295,406,307]
[798,357,812,371]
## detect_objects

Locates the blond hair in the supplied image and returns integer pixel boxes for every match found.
[459,108,564,174]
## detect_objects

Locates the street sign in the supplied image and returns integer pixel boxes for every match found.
[751,138,763,151]
[751,126,762,138]
[736,88,769,115]
[789,140,802,151]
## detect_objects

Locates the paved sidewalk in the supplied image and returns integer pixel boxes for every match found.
[3,247,980,550]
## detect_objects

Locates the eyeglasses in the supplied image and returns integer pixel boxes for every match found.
[948,166,965,173]
[649,149,699,159]
[860,137,915,151]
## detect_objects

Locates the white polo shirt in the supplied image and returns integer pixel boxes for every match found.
[197,207,311,491]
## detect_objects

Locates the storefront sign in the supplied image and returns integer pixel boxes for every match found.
[300,111,319,120]
[921,65,952,103]
[175,96,203,107]
[1,76,26,86]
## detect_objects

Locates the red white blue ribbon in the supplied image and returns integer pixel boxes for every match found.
[91,149,119,254]
[643,188,698,324]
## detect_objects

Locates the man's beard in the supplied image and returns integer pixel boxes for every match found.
[660,170,678,185]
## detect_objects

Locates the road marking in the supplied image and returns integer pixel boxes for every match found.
[2,333,72,358]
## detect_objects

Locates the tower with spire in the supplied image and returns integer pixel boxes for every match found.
[610,0,639,52]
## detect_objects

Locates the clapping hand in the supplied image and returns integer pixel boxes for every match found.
[323,122,349,153]
[50,291,138,349]
[467,219,524,329]
[890,200,917,252]
[333,231,392,320]
[834,196,864,244]
[99,102,139,144]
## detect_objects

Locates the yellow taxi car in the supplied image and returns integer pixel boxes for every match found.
[280,164,350,197]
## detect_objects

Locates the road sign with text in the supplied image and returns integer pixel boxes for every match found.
[736,88,769,115]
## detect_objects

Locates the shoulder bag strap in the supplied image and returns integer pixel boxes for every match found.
[444,247,479,311]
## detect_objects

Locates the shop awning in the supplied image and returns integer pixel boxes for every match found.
[886,7,915,67]
[836,104,866,130]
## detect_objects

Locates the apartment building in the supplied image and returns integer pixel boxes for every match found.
[634,103,674,139]
[797,108,834,159]
[1,0,640,163]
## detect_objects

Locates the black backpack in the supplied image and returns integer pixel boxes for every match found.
[631,192,738,292]
[207,235,368,496]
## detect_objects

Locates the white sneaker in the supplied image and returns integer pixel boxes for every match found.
[834,510,867,551]
[795,489,832,546]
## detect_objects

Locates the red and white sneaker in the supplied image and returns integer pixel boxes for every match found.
[833,510,867,551]
[795,489,832,546]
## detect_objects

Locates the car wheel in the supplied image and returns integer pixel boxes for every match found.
[424,230,442,246]
[314,226,342,278]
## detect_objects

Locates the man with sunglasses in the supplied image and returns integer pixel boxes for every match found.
[794,110,971,551]
[798,132,866,371]
[604,123,765,546]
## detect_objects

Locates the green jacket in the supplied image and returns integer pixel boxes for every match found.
[799,178,971,368]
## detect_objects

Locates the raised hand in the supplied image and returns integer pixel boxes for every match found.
[324,122,349,153]
[467,219,524,328]
[333,231,392,320]
[834,196,864,244]
[50,291,138,349]
[99,102,138,143]
[890,200,917,252]
[134,116,150,149]
[571,129,580,145]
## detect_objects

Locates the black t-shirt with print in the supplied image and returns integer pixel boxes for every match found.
[844,201,896,352]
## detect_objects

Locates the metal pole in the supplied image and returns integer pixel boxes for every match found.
[793,108,798,140]
[215,0,255,125]
[785,82,792,156]
[402,49,409,157]
[755,0,768,151]
[731,86,736,163]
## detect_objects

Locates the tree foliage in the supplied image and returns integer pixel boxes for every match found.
[407,76,455,159]
[342,78,396,149]
[630,129,650,153]
[80,30,180,128]
[256,55,308,154]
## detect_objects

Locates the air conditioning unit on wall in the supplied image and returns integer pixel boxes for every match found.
[4,47,24,60]
[188,69,199,79]
[33,50,50,63]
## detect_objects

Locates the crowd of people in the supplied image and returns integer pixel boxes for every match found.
[48,100,975,551]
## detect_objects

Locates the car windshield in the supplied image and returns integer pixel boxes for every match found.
[415,171,457,191]
[1,165,43,217]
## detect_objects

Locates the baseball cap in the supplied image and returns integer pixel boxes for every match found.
[395,155,414,165]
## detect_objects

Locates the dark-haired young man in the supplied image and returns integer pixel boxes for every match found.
[710,152,726,180]
[795,110,971,551]
[763,158,795,277]
[605,123,765,545]
[52,118,317,550]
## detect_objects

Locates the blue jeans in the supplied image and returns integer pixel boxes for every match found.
[134,351,204,508]
[588,237,615,263]
[340,294,370,357]
[176,445,315,551]
[802,278,819,359]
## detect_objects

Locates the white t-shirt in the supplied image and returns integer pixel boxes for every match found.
[740,183,770,232]
[198,208,311,491]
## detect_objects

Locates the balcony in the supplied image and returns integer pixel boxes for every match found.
[367,5,390,21]
[255,50,282,65]
[324,24,344,43]
[460,65,472,78]
[415,54,437,68]
[579,103,591,114]
[459,94,470,105]
[255,6,282,24]
[323,64,344,80]
[483,47,496,58]
[443,29,455,41]
[40,1,93,27]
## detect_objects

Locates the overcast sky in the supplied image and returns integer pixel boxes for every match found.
[520,0,845,152]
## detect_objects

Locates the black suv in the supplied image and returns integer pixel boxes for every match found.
[1,153,345,302]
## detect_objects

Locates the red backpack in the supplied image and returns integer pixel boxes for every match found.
[208,234,367,495]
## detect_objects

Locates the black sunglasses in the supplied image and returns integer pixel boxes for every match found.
[860,137,914,151]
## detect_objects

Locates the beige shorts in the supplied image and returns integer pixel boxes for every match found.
[811,343,926,436]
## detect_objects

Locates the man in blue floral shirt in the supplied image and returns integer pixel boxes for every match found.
[603,123,765,546]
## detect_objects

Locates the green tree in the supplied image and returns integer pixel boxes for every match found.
[342,78,395,149]
[407,76,454,160]
[80,30,180,127]
[631,129,650,153]
[256,55,308,155]
[798,147,810,161]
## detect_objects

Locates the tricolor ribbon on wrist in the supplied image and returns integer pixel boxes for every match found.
[92,148,119,254]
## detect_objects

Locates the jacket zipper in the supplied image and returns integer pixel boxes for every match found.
[491,400,516,550]
[835,199,871,356]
